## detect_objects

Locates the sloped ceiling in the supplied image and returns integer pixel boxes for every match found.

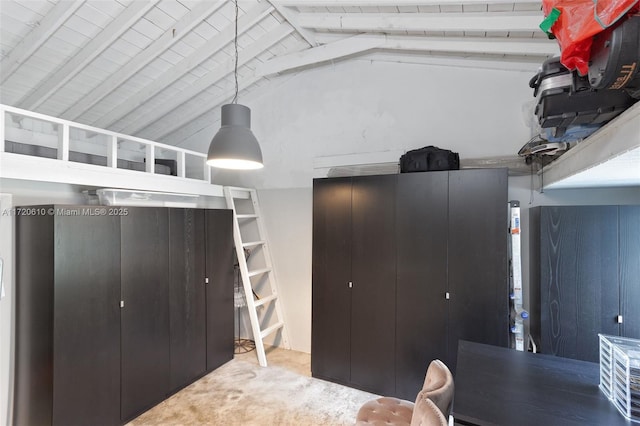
[0,0,558,148]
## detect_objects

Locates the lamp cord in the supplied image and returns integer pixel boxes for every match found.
[232,0,239,104]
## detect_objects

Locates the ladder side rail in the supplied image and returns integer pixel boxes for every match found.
[235,221,268,366]
[225,189,269,366]
[248,189,291,349]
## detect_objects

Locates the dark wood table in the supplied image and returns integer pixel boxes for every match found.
[452,340,632,426]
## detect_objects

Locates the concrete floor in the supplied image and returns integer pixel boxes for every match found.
[234,344,311,377]
[127,344,375,425]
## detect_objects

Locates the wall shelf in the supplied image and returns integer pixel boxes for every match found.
[541,101,640,190]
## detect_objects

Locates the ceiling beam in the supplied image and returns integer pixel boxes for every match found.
[257,34,557,76]
[62,1,227,122]
[359,52,547,72]
[0,0,85,84]
[383,35,558,55]
[91,2,274,130]
[257,34,384,76]
[297,12,543,33]
[273,0,540,5]
[122,25,294,138]
[268,0,317,46]
[17,0,159,111]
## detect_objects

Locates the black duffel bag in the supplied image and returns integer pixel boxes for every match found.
[400,146,460,173]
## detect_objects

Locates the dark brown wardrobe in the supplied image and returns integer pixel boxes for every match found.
[530,205,640,363]
[312,175,397,396]
[312,169,509,400]
[14,206,234,426]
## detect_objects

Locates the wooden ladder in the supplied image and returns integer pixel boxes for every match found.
[224,186,290,366]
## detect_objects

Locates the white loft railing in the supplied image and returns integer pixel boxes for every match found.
[0,104,223,197]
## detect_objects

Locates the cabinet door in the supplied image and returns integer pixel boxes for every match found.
[448,169,508,370]
[205,209,234,371]
[350,175,397,395]
[619,205,640,339]
[14,213,55,426]
[53,213,121,426]
[168,209,206,391]
[540,206,619,362]
[395,172,449,400]
[312,178,352,384]
[121,208,170,421]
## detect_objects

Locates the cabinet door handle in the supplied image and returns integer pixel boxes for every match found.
[617,315,623,324]
[445,292,450,300]
[348,281,353,289]
[120,300,125,308]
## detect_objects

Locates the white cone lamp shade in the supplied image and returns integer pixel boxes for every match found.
[207,104,263,169]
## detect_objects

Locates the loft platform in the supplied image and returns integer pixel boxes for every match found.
[0,104,223,197]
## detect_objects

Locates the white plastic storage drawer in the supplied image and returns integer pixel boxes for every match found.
[96,189,198,208]
[599,334,640,423]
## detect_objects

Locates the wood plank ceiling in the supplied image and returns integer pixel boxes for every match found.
[0,0,558,148]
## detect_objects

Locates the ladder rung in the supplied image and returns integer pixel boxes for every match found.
[226,187,253,199]
[227,186,252,193]
[254,294,277,307]
[260,321,284,339]
[248,267,271,277]
[243,240,265,248]
[236,214,258,220]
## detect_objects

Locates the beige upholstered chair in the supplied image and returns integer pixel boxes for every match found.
[355,397,415,425]
[410,397,448,426]
[355,359,454,426]
[420,359,454,417]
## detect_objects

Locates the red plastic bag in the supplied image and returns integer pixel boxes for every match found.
[541,0,639,75]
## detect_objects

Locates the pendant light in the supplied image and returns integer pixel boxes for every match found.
[207,0,263,170]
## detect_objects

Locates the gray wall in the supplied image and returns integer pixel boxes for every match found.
[174,58,640,353]
[256,188,312,350]
[180,59,536,190]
